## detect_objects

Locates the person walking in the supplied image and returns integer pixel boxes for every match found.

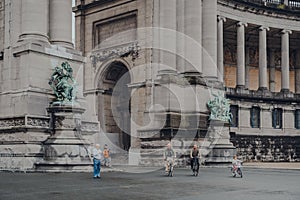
[92,144,102,178]
[103,144,111,167]
[190,144,200,176]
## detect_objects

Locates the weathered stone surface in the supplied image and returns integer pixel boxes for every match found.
[231,134,300,162]
[2,0,300,172]
[35,106,92,172]
[0,0,98,172]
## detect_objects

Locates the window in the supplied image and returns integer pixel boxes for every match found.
[295,110,300,129]
[230,105,239,127]
[250,106,260,128]
[272,108,283,129]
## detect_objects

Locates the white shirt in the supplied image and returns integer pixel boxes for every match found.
[232,159,242,167]
[93,148,102,160]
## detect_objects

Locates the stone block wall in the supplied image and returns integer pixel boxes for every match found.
[231,134,300,162]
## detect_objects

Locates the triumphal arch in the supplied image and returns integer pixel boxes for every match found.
[0,0,300,171]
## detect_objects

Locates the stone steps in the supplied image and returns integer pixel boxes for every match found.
[139,138,211,167]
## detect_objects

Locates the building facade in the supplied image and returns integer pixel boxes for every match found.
[0,0,300,171]
[0,0,98,171]
[74,0,300,165]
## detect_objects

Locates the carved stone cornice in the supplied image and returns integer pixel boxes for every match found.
[90,42,140,65]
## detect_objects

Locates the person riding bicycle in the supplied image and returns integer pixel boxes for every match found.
[164,143,176,174]
[232,155,243,177]
[190,144,200,176]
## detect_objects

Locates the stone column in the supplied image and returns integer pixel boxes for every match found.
[184,0,202,74]
[295,50,300,94]
[19,0,49,42]
[50,0,73,48]
[236,22,248,88]
[258,26,269,90]
[176,0,185,74]
[159,0,176,72]
[269,49,276,92]
[281,30,292,92]
[202,0,218,80]
[217,16,226,82]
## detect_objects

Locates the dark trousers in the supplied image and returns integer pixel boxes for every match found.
[191,157,199,171]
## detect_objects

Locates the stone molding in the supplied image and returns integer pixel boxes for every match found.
[226,87,300,103]
[12,41,84,62]
[81,121,100,133]
[0,115,50,131]
[0,115,100,132]
[218,0,300,31]
[90,42,140,65]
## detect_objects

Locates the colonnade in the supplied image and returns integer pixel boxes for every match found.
[217,16,299,93]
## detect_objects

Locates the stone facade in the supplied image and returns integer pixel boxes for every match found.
[0,0,98,171]
[73,0,300,166]
[1,0,300,171]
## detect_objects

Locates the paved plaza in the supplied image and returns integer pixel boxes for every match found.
[0,166,299,200]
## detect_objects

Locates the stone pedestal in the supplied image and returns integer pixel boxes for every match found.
[35,105,92,172]
[204,120,236,165]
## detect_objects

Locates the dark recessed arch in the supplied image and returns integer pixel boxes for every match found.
[97,61,131,151]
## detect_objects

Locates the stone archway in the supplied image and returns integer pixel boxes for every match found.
[97,61,131,151]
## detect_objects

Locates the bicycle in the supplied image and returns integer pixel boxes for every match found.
[191,157,199,176]
[231,164,243,178]
[166,158,174,177]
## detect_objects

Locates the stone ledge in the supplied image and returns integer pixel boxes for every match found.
[220,0,300,17]
[12,41,84,63]
[226,87,300,103]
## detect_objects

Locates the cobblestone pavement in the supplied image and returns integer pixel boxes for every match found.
[0,166,299,200]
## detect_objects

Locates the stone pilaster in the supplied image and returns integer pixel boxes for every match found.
[245,47,250,89]
[295,50,300,94]
[217,16,226,82]
[236,22,248,88]
[281,30,292,93]
[269,49,276,92]
[202,0,218,80]
[19,0,49,42]
[49,0,73,48]
[258,26,269,90]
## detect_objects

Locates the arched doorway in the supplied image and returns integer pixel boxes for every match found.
[98,61,131,151]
